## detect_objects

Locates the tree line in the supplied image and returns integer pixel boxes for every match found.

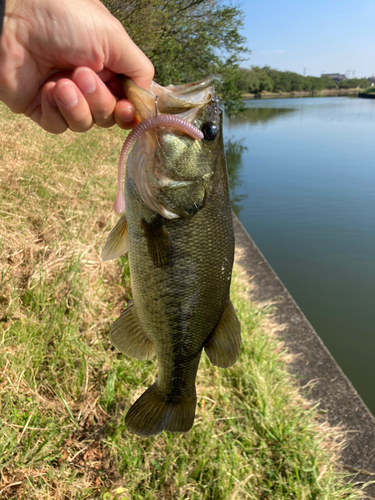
[101,1,370,113]
[101,0,248,114]
[235,67,370,95]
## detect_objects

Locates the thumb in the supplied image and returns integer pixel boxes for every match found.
[104,21,154,91]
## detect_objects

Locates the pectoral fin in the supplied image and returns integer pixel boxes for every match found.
[101,214,129,262]
[142,215,174,268]
[110,302,155,360]
[204,301,241,368]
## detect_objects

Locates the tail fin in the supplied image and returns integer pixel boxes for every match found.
[125,383,196,437]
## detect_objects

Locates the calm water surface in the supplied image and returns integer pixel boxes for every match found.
[224,97,375,414]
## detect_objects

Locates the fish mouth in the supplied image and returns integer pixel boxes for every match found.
[114,76,221,219]
[120,76,216,122]
[162,76,214,95]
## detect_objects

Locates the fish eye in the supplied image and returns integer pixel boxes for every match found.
[200,122,219,141]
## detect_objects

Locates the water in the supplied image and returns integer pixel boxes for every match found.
[224,97,375,414]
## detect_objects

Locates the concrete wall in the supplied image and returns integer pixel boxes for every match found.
[233,214,375,497]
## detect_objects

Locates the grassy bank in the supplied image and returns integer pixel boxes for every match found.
[359,87,375,98]
[360,86,375,94]
[0,103,362,499]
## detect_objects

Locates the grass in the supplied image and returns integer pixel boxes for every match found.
[359,86,375,94]
[0,102,363,499]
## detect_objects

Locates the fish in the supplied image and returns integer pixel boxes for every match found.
[102,76,241,437]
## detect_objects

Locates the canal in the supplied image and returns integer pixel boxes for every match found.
[224,96,375,414]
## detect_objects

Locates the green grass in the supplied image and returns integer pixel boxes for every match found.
[359,86,375,94]
[0,103,363,499]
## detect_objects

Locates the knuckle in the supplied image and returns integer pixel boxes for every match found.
[63,111,93,133]
[43,120,68,135]
[73,122,94,133]
[94,115,115,128]
[146,59,155,80]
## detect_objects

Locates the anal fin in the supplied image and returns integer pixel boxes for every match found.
[110,303,155,360]
[101,213,129,262]
[204,300,241,368]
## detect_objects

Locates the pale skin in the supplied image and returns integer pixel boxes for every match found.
[0,0,154,133]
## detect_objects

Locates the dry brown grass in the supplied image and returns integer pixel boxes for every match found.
[0,105,131,498]
[0,105,128,325]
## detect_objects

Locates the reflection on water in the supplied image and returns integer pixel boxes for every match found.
[225,139,248,215]
[224,97,375,415]
[224,107,297,215]
[228,106,295,125]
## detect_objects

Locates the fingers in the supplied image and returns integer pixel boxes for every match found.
[72,68,117,128]
[29,68,139,134]
[29,76,95,134]
[41,82,69,134]
[29,81,69,134]
[114,100,140,130]
[54,79,94,132]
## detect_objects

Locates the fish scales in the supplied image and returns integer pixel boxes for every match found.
[128,177,234,389]
[102,77,241,436]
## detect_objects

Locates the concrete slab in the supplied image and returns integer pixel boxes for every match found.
[233,214,375,497]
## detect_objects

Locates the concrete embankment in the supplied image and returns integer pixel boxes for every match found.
[358,92,375,99]
[243,88,360,99]
[233,214,375,498]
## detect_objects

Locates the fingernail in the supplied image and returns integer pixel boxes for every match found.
[55,83,79,108]
[75,68,97,94]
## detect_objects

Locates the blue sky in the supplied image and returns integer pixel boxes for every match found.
[235,0,375,77]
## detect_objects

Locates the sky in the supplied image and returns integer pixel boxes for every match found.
[234,0,375,78]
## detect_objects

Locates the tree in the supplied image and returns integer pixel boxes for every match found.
[236,67,340,94]
[338,78,370,89]
[101,0,249,114]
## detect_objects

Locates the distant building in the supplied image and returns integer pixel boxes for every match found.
[369,76,375,85]
[321,73,346,82]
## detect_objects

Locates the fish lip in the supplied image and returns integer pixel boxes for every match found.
[164,76,215,96]
[119,75,217,122]
[118,75,221,220]
[119,75,214,98]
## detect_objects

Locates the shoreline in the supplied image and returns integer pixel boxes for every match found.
[243,88,360,100]
[233,214,375,497]
[358,92,375,99]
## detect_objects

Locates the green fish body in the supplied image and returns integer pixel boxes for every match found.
[102,77,241,437]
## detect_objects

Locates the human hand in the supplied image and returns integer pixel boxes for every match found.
[0,0,154,133]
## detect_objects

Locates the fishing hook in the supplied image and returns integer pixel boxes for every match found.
[155,95,159,117]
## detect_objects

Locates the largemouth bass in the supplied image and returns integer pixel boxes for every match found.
[102,76,241,437]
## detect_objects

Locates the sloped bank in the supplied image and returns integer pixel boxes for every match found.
[233,214,375,498]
